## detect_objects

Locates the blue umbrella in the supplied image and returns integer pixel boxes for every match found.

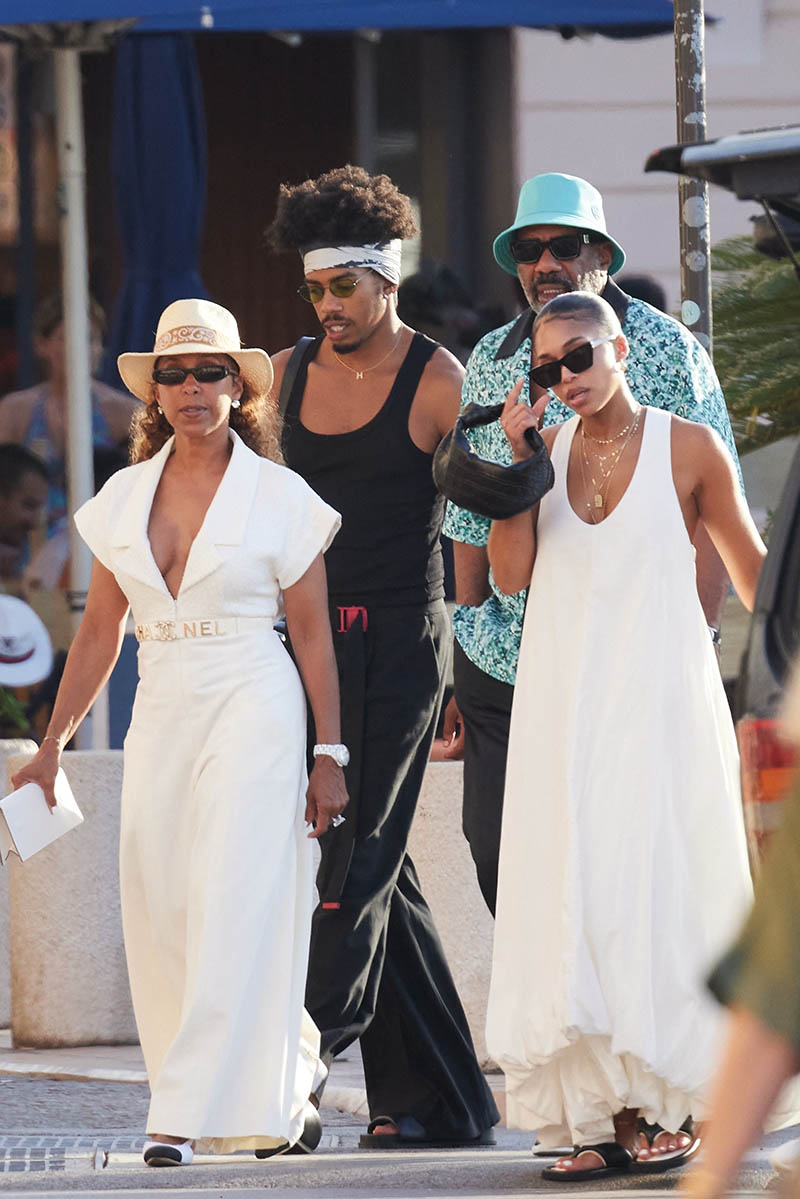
[100,33,208,388]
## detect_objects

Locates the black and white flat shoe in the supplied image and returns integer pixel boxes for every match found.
[143,1139,194,1166]
[254,1102,323,1159]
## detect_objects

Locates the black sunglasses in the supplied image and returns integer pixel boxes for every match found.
[297,275,368,304]
[510,232,596,265]
[152,364,239,386]
[529,336,616,391]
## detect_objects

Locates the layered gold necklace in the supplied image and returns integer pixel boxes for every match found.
[579,405,642,522]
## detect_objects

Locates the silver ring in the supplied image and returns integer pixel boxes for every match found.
[331,814,346,828]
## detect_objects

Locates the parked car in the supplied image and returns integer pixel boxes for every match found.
[647,125,800,868]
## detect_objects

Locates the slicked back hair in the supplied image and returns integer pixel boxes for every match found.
[533,292,621,347]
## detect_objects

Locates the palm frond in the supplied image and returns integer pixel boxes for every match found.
[712,236,800,454]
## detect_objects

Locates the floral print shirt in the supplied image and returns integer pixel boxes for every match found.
[442,281,741,685]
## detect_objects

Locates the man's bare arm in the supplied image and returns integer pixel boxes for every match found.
[453,541,491,607]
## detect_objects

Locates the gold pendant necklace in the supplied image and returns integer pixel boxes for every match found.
[580,407,642,521]
[332,329,403,380]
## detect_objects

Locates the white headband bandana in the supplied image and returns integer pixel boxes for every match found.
[302,240,403,286]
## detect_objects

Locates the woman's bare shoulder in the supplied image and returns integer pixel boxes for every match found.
[669,411,725,457]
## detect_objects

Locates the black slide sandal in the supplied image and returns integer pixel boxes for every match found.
[359,1115,495,1149]
[541,1141,635,1181]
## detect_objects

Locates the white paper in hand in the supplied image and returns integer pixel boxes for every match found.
[0,770,83,863]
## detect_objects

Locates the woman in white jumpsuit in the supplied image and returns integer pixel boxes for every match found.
[12,299,348,1167]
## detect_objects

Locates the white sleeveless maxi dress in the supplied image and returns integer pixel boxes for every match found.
[486,408,753,1147]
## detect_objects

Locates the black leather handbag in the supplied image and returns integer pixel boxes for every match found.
[433,401,555,519]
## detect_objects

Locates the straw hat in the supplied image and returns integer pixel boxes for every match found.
[493,173,626,278]
[117,298,273,402]
[0,596,53,688]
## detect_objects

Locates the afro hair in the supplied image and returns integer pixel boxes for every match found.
[266,164,418,254]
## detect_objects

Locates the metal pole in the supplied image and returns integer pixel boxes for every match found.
[15,49,36,389]
[674,0,712,353]
[53,47,106,748]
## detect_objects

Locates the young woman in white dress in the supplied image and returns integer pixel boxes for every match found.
[12,299,348,1167]
[485,291,766,1181]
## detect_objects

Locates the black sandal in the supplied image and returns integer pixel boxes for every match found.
[541,1141,635,1181]
[634,1117,700,1173]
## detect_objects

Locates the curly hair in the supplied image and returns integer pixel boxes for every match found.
[130,382,284,465]
[266,165,418,253]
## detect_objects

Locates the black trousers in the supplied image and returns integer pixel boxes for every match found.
[452,639,514,917]
[304,601,499,1137]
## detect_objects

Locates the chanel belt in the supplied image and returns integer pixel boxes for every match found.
[134,617,268,642]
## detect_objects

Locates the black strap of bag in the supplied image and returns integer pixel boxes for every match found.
[458,400,544,449]
[278,336,317,420]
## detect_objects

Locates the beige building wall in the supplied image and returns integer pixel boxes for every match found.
[512,0,800,313]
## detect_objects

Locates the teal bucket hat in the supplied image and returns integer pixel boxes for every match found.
[493,173,626,277]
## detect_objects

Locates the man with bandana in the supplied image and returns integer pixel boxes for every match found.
[266,167,499,1150]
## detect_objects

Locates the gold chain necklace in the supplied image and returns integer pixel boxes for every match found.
[579,407,642,521]
[332,329,403,381]
[582,411,638,445]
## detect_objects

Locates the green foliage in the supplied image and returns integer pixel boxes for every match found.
[0,686,30,735]
[712,236,800,454]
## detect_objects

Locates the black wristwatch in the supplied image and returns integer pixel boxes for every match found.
[708,625,722,648]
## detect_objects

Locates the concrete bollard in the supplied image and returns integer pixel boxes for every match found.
[0,739,38,1028]
[6,750,137,1047]
[408,761,495,1065]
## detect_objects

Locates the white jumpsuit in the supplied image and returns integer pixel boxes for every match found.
[487,408,754,1148]
[75,430,340,1153]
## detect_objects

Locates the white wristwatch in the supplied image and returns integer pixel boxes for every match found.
[313,743,350,767]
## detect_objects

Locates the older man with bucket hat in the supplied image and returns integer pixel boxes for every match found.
[442,172,740,918]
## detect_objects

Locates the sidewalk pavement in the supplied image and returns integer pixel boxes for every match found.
[0,1031,506,1125]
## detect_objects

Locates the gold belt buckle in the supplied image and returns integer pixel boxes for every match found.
[135,620,177,642]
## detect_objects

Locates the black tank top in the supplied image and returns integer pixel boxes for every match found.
[282,332,445,606]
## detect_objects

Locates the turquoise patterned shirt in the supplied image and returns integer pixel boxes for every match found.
[442,281,741,685]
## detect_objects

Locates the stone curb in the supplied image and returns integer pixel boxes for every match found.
[0,1060,147,1084]
[0,1054,371,1120]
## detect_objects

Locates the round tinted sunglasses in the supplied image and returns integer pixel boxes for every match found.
[152,364,239,386]
[297,275,366,304]
[529,335,616,391]
[510,232,597,265]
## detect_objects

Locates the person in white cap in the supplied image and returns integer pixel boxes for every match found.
[0,595,53,736]
[266,166,499,1150]
[0,595,53,687]
[442,173,739,936]
[11,299,347,1167]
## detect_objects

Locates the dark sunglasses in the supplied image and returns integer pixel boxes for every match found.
[509,232,595,265]
[297,275,367,304]
[152,364,239,386]
[529,335,616,390]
